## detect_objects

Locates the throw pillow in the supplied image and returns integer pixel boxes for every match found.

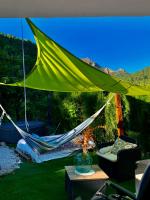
[111,138,127,155]
[111,137,137,155]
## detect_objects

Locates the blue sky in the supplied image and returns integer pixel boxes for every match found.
[0,17,150,73]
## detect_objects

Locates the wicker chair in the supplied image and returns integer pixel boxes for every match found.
[97,135,141,181]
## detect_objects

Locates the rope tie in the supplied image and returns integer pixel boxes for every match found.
[0,110,5,126]
[21,19,29,132]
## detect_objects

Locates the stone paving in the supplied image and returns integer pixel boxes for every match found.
[0,143,21,176]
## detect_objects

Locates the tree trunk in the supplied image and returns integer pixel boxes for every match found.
[115,93,124,137]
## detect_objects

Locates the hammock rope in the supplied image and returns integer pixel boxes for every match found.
[0,110,5,126]
[21,18,29,132]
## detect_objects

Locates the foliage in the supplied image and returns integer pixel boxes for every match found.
[105,94,117,140]
[121,94,130,131]
[126,96,150,154]
[93,127,108,145]
[0,33,36,83]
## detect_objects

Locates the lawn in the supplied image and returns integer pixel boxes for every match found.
[0,156,75,200]
[0,154,135,200]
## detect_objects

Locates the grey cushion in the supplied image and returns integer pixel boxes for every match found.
[99,146,113,154]
[97,151,117,162]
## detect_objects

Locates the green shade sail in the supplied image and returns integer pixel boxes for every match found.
[0,18,150,96]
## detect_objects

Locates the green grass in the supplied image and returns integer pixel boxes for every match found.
[0,154,135,200]
[0,157,75,200]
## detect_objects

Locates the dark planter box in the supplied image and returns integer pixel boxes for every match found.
[0,121,47,144]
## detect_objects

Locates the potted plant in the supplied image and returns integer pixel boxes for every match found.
[73,127,96,175]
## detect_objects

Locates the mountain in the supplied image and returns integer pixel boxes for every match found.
[102,67,129,76]
[81,57,103,68]
[81,57,150,86]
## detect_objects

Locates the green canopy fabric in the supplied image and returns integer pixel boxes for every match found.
[0,18,150,96]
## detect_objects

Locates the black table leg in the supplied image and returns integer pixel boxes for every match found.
[65,171,74,200]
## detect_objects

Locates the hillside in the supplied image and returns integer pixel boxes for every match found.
[0,33,37,83]
[101,66,150,86]
[131,67,150,85]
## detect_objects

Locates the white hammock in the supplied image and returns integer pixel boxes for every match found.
[0,95,113,157]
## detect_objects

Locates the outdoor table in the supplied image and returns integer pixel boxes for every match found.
[65,164,108,200]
